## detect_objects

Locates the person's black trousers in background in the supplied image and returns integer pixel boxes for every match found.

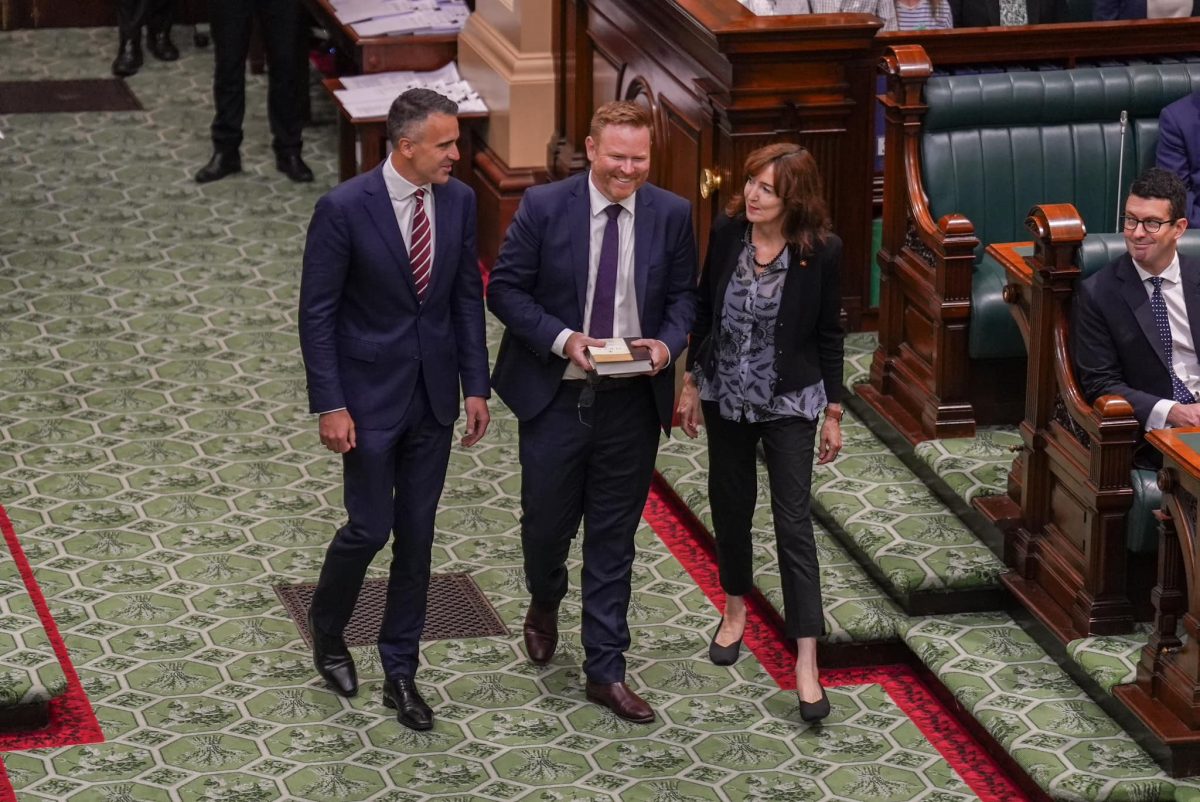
[208,0,303,157]
[702,400,824,640]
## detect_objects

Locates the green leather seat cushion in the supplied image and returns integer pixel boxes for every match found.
[1128,468,1162,555]
[970,247,1028,360]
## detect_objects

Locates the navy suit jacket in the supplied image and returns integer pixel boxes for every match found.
[949,0,1067,25]
[1074,252,1200,430]
[298,166,490,430]
[487,171,697,431]
[1158,91,1200,229]
[1094,0,1200,17]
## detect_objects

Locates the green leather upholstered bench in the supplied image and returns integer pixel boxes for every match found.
[866,43,1200,443]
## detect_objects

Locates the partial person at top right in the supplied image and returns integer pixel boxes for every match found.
[948,0,1067,26]
[1157,88,1200,229]
[1094,0,1199,18]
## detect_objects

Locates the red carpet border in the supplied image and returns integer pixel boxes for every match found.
[644,477,1029,802]
[0,504,103,754]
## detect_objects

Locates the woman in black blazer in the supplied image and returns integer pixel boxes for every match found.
[678,143,844,722]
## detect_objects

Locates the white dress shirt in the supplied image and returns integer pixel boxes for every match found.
[1135,253,1200,430]
[382,157,436,264]
[552,172,642,380]
[1148,0,1193,17]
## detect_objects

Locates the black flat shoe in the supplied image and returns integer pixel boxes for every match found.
[708,618,743,666]
[798,686,830,723]
[195,150,242,183]
[276,152,314,183]
[147,30,179,61]
[383,676,433,731]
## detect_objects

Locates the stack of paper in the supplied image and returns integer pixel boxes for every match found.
[333,63,488,118]
[328,0,470,36]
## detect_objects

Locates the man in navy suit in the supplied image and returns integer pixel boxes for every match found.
[1158,90,1200,229]
[1075,168,1200,466]
[298,88,491,730]
[487,101,697,723]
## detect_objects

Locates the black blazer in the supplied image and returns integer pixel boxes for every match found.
[949,0,1068,25]
[1073,252,1200,430]
[1094,0,1200,18]
[686,215,844,404]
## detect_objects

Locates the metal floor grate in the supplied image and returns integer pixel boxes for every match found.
[276,572,509,647]
[0,79,142,114]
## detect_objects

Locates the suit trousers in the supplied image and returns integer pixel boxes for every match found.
[208,0,304,156]
[702,401,823,639]
[117,0,174,37]
[309,377,452,681]
[518,378,660,684]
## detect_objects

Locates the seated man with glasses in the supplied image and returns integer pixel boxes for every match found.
[1074,167,1199,466]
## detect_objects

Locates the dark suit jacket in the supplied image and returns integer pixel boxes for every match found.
[1158,91,1200,229]
[950,0,1067,25]
[1074,252,1200,432]
[686,215,845,404]
[1094,0,1200,16]
[487,171,697,431]
[298,166,490,430]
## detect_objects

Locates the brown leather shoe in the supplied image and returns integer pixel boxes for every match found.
[522,602,559,665]
[585,680,655,724]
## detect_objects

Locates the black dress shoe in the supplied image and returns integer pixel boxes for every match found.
[585,680,655,724]
[276,153,314,183]
[522,602,559,665]
[147,30,179,61]
[195,150,242,184]
[383,676,433,731]
[111,36,143,77]
[307,609,357,697]
[708,618,743,666]
[798,686,830,723]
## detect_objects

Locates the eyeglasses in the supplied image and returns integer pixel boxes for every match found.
[1120,215,1179,234]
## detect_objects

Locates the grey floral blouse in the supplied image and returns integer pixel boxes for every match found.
[695,227,826,423]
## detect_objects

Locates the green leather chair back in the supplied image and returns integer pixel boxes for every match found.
[922,64,1200,257]
[1077,232,1200,278]
[1066,0,1094,20]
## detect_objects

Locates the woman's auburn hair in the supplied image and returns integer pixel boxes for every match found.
[724,142,831,255]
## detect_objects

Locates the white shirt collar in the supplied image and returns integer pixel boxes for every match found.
[1134,251,1182,285]
[587,170,637,218]
[383,157,431,202]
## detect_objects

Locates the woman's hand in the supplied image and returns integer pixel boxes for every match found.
[677,380,703,438]
[816,414,842,464]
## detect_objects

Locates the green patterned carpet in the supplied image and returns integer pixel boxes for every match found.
[0,26,1018,802]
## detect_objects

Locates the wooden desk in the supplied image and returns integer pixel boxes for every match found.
[301,0,457,74]
[323,78,485,182]
[1117,427,1200,776]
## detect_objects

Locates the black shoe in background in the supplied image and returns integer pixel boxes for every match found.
[276,152,314,183]
[382,676,433,730]
[111,36,143,77]
[195,150,242,184]
[147,29,179,61]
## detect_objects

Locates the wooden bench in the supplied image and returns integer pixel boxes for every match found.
[861,45,1200,443]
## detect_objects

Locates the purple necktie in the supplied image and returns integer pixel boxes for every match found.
[589,204,622,339]
[1150,276,1196,404]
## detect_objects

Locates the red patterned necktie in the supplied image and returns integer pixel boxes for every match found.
[409,188,432,300]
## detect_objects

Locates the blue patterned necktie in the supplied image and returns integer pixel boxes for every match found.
[589,204,622,339]
[1149,276,1196,404]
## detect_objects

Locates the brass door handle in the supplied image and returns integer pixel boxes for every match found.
[700,168,722,200]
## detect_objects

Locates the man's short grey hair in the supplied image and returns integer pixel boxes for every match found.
[386,88,459,147]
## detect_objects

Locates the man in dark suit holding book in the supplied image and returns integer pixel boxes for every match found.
[487,101,696,723]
